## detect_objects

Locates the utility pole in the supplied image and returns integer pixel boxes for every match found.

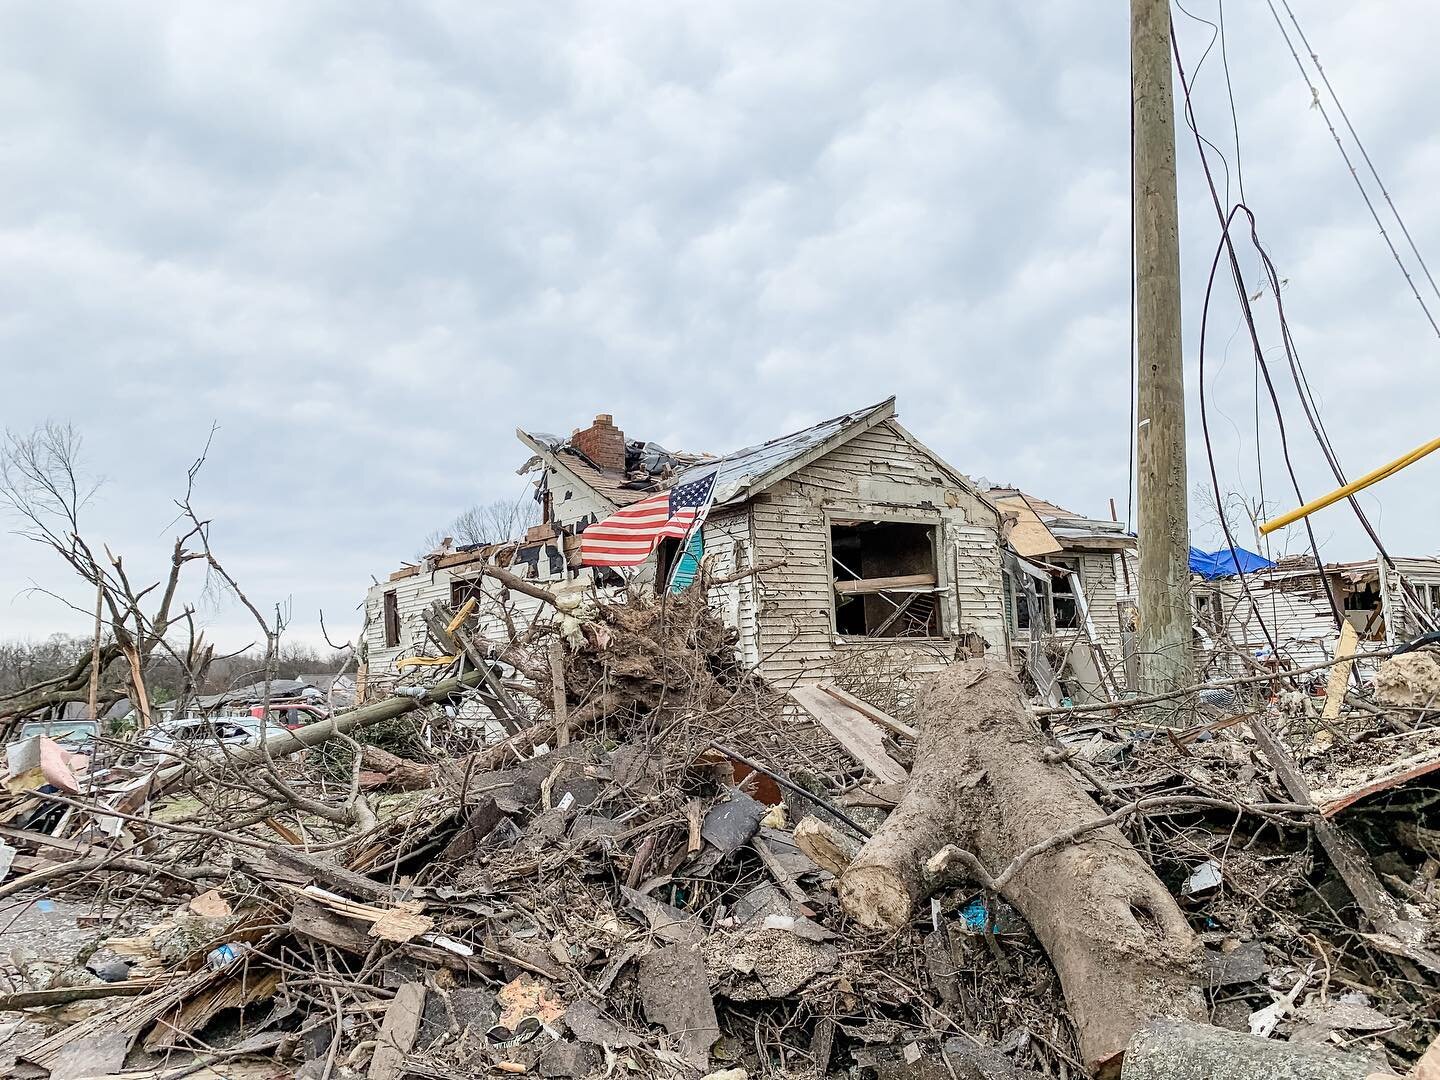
[1132,0,1195,697]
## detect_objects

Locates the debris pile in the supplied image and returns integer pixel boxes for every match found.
[4,571,1440,1079]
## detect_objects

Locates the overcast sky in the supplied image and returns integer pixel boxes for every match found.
[2,1,1437,650]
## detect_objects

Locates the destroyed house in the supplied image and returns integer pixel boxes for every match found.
[1193,553,1440,678]
[361,398,1009,695]
[983,487,1138,701]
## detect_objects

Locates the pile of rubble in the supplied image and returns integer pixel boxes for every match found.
[4,570,1440,1080]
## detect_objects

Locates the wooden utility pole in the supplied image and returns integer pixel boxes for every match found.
[1132,0,1195,697]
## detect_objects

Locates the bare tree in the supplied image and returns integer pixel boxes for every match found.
[1191,483,1283,557]
[420,495,539,555]
[0,422,214,729]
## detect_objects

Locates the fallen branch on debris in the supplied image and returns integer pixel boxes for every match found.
[1035,646,1405,718]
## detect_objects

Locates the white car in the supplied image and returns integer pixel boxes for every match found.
[136,716,291,760]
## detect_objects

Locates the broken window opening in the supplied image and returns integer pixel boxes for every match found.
[1004,569,1034,631]
[382,590,400,649]
[830,520,941,638]
[451,576,488,612]
[1342,579,1384,641]
[1047,557,1083,630]
[654,536,680,594]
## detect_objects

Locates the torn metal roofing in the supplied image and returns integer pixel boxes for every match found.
[676,397,896,505]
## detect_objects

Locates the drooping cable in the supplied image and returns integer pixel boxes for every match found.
[1264,0,1440,341]
[1171,19,1346,633]
[1280,0,1440,306]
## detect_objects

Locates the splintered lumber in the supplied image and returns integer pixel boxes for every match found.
[833,573,937,595]
[837,659,1204,1076]
[144,968,282,1051]
[1248,716,1440,972]
[1121,1018,1396,1080]
[20,967,223,1070]
[369,982,426,1080]
[421,603,524,733]
[1322,621,1359,723]
[790,686,907,784]
[0,979,164,1010]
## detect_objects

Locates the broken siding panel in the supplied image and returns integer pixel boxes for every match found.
[1381,557,1440,643]
[549,468,616,530]
[945,522,1006,649]
[701,508,759,666]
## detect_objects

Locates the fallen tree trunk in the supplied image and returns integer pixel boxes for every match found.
[837,659,1204,1076]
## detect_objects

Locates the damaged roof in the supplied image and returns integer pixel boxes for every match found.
[983,485,1134,556]
[516,429,706,509]
[677,397,898,505]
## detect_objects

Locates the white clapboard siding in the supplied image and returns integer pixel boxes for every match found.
[748,419,1005,686]
[702,507,760,666]
[1214,579,1338,673]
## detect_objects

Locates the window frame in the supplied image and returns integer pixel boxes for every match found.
[825,511,948,641]
[1047,554,1084,630]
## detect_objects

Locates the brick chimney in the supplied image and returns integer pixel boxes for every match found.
[570,413,626,473]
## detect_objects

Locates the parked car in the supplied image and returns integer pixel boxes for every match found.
[16,719,99,752]
[249,703,327,730]
[136,715,290,760]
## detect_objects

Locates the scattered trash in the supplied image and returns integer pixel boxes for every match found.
[1182,859,1224,897]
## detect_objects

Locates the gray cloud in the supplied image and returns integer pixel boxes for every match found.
[1,1,1436,647]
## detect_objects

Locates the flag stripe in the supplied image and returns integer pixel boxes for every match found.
[579,470,717,569]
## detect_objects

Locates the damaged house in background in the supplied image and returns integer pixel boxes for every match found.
[982,487,1139,704]
[364,399,1440,714]
[1192,550,1440,679]
[362,398,1011,702]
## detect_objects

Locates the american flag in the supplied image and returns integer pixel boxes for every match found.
[580,469,718,567]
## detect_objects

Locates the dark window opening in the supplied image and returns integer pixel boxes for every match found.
[1049,556,1082,629]
[1193,589,1225,637]
[830,520,940,638]
[382,590,400,649]
[451,576,487,611]
[655,536,680,594]
[1004,569,1033,631]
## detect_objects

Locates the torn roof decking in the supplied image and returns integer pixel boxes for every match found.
[675,397,898,506]
[986,487,1133,559]
[522,397,919,511]
[516,429,667,509]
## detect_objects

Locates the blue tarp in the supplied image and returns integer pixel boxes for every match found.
[1189,545,1275,579]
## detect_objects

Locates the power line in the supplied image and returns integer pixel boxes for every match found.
[1171,20,1346,633]
[1279,0,1440,306]
[1264,0,1440,342]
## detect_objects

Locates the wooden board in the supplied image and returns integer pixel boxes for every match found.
[369,982,426,1080]
[818,683,917,739]
[993,496,1063,558]
[789,685,908,784]
[833,573,937,596]
[1322,621,1360,723]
